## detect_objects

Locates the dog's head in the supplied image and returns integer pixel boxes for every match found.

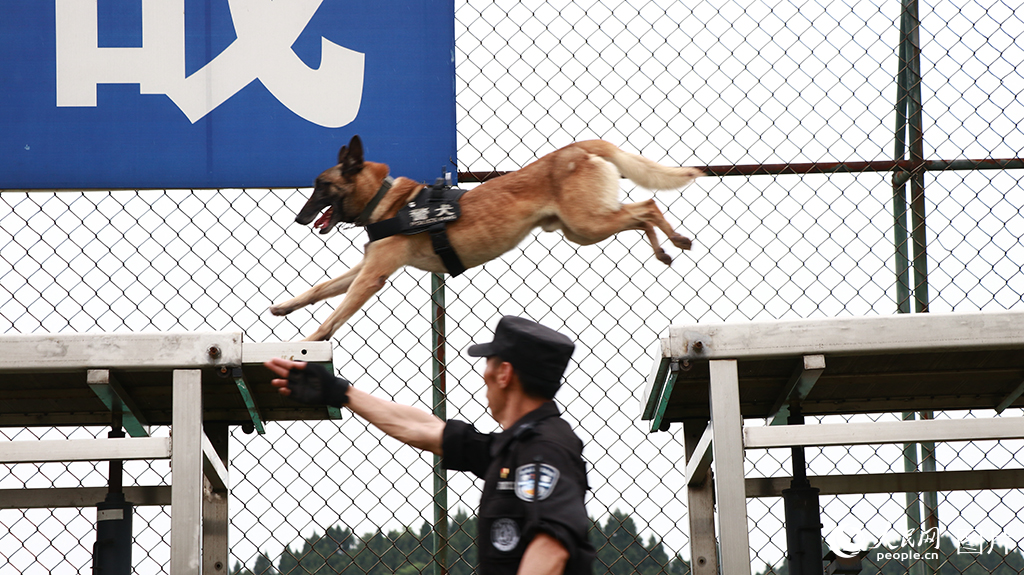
[295,135,390,234]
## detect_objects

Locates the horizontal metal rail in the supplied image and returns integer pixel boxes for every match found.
[458,157,1024,184]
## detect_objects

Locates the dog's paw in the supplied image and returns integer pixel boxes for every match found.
[656,251,673,265]
[671,235,692,251]
[269,303,294,316]
[303,331,332,342]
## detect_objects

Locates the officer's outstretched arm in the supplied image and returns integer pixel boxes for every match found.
[265,358,445,455]
[518,533,569,575]
[347,386,444,455]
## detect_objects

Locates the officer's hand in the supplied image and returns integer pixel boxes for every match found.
[264,357,350,407]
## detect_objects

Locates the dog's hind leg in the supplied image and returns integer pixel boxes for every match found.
[643,224,673,265]
[559,198,691,264]
[646,203,692,252]
[269,261,365,316]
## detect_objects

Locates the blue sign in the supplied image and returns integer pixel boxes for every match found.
[0,0,456,189]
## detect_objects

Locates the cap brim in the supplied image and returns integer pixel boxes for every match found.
[467,342,496,357]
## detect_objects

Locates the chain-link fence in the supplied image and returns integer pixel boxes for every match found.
[2,0,1024,573]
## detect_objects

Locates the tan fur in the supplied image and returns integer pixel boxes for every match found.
[271,135,702,341]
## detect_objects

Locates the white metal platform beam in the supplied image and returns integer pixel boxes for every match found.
[744,416,1024,449]
[0,437,171,464]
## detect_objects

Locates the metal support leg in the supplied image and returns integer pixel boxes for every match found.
[203,422,229,575]
[683,420,719,575]
[709,359,751,575]
[172,369,203,575]
[782,405,823,575]
[94,414,133,575]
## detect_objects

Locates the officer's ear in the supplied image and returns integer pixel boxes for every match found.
[496,361,515,389]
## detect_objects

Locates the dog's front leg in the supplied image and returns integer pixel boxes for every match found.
[303,269,396,341]
[270,260,365,316]
[303,242,407,341]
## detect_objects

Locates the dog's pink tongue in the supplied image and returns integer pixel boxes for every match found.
[314,208,333,229]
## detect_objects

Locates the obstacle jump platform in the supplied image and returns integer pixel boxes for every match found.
[0,332,335,575]
[643,310,1024,575]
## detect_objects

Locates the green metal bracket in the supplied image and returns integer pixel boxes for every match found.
[642,356,671,421]
[650,362,680,433]
[769,355,826,426]
[231,367,266,434]
[87,369,150,437]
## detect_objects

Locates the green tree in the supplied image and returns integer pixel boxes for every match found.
[277,526,353,575]
[593,509,673,575]
[445,508,478,575]
[254,552,278,575]
[668,552,692,575]
[639,534,670,574]
[242,508,682,575]
[232,550,276,575]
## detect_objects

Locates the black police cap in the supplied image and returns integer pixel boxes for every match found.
[467,316,575,399]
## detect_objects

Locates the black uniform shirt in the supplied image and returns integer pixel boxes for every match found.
[442,402,595,575]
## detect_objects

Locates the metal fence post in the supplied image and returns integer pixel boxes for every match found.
[893,47,912,314]
[896,1,937,571]
[901,412,925,575]
[431,272,449,575]
[919,412,940,572]
[903,0,929,316]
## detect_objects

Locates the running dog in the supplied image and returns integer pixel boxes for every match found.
[270,135,702,341]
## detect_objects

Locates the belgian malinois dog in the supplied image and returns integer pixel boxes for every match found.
[271,135,702,341]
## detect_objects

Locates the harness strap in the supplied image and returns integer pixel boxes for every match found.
[364,181,468,277]
[429,224,467,277]
[365,217,403,242]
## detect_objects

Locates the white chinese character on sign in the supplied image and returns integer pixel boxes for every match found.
[410,208,431,222]
[434,204,456,218]
[55,0,364,127]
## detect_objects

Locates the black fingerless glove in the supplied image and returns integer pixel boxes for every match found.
[287,363,350,407]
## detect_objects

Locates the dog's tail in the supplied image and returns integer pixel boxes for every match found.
[577,140,704,191]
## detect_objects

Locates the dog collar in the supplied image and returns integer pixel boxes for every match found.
[355,176,394,226]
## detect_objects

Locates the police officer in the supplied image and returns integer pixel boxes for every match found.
[265,315,595,575]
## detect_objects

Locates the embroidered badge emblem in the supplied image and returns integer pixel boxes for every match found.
[514,463,560,501]
[491,518,520,552]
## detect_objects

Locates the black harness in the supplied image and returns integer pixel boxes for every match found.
[365,178,468,277]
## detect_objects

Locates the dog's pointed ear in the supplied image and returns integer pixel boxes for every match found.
[340,135,364,175]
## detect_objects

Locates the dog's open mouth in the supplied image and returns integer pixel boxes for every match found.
[314,208,334,230]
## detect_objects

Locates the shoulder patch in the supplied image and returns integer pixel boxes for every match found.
[514,463,560,501]
[491,518,520,552]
